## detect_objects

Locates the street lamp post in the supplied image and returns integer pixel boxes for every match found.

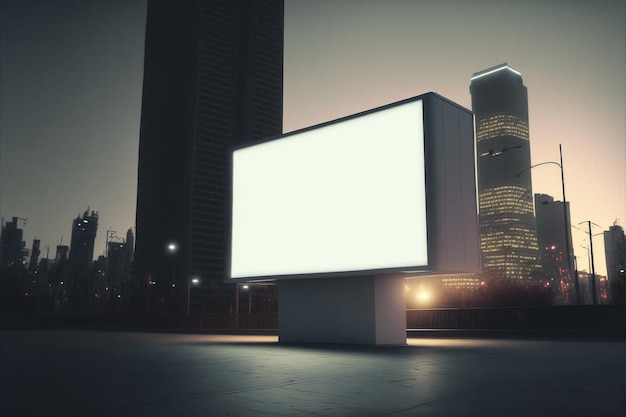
[187,278,199,315]
[243,284,251,314]
[235,283,239,316]
[146,277,155,315]
[579,221,602,305]
[516,144,578,304]
[166,242,178,313]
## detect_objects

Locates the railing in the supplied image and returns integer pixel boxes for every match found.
[407,305,625,331]
[0,313,279,330]
[1,305,624,332]
[406,307,528,329]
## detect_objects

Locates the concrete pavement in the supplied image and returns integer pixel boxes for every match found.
[1,330,624,416]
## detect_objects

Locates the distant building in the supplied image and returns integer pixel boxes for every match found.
[106,238,132,297]
[535,193,574,303]
[51,244,69,286]
[69,209,99,273]
[66,209,98,310]
[0,217,28,310]
[54,245,69,264]
[29,239,41,275]
[604,223,626,303]
[125,228,134,263]
[470,64,542,281]
[133,0,284,313]
[37,258,50,288]
[0,217,27,269]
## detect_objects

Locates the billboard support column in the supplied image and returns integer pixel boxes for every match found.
[277,275,406,345]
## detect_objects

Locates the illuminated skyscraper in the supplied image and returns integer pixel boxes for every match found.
[133,0,284,313]
[470,64,541,281]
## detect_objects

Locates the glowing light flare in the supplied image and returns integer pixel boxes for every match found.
[416,291,431,302]
[412,284,433,304]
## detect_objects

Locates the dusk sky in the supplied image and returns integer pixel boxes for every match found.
[1,0,624,276]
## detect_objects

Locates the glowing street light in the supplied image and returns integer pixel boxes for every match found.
[235,283,253,316]
[480,145,521,157]
[515,144,578,304]
[187,277,200,315]
[416,290,431,302]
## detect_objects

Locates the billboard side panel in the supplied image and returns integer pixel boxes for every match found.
[423,95,481,273]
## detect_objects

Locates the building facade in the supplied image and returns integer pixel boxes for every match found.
[470,64,541,281]
[133,0,284,313]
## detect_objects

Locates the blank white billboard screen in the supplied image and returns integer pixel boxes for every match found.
[230,100,427,279]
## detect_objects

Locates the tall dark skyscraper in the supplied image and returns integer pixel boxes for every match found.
[133,0,284,313]
[470,64,541,281]
[604,222,626,303]
[69,209,99,272]
[67,209,98,311]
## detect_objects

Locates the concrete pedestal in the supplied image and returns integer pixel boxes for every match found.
[277,275,406,345]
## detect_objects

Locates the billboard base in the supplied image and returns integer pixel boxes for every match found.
[277,275,406,345]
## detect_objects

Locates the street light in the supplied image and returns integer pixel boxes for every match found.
[235,283,253,316]
[166,242,178,313]
[480,145,521,157]
[578,221,603,305]
[515,144,578,304]
[187,277,199,315]
[166,241,178,283]
[146,277,156,315]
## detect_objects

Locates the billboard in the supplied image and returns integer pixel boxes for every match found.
[229,99,428,280]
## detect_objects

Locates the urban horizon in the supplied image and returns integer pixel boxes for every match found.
[2,0,624,292]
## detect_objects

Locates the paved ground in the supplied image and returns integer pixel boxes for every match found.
[1,330,624,416]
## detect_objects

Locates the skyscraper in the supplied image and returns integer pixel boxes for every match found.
[133,0,284,313]
[28,239,40,275]
[535,193,573,303]
[69,209,99,273]
[68,209,99,310]
[0,217,26,270]
[604,222,626,303]
[470,64,541,281]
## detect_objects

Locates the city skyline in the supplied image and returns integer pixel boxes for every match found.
[1,0,624,277]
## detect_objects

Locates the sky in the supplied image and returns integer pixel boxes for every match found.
[1,0,624,276]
